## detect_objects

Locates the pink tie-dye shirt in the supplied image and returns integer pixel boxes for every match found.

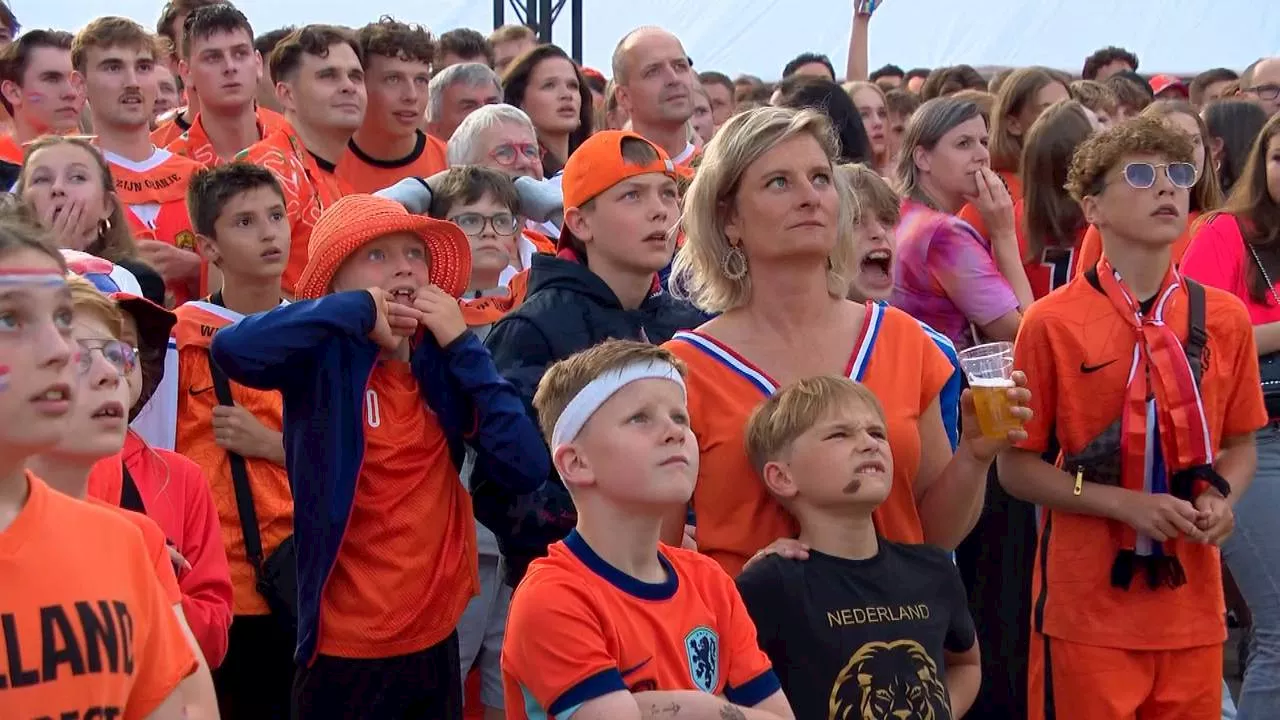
[890,198,1020,350]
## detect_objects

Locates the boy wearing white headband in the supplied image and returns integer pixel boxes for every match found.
[501,339,795,720]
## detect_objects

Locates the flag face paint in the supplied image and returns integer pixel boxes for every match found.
[0,364,8,392]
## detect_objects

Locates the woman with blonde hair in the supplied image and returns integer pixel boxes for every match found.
[17,136,135,263]
[661,106,1030,575]
[846,81,892,173]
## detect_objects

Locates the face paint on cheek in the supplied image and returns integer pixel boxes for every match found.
[0,364,9,392]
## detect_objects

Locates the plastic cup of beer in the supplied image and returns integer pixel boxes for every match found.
[957,341,1021,440]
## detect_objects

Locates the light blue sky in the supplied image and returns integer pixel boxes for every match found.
[9,0,1278,78]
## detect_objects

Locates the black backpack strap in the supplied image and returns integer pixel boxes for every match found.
[1185,278,1208,387]
[209,354,266,574]
[119,463,147,514]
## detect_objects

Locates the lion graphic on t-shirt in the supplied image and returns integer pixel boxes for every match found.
[828,639,951,720]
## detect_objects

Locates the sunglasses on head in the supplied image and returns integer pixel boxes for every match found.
[76,338,137,377]
[1120,162,1197,190]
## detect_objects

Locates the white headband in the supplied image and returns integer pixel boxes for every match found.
[550,360,687,448]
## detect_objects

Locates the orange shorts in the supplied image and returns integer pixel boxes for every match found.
[1028,632,1221,720]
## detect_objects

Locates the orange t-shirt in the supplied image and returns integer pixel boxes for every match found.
[237,124,351,295]
[335,131,449,194]
[166,112,267,168]
[0,133,23,165]
[1076,211,1202,277]
[152,105,287,150]
[1014,272,1267,650]
[0,473,197,719]
[103,148,203,304]
[317,360,477,658]
[502,532,777,718]
[664,303,955,576]
[173,301,294,616]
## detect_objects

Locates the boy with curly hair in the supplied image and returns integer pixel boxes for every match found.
[1000,116,1266,719]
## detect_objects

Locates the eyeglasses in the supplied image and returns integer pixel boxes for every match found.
[489,142,541,167]
[1246,84,1280,101]
[449,212,520,237]
[76,338,137,376]
[1119,162,1198,190]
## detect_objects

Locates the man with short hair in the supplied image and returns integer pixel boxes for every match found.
[1241,57,1280,117]
[168,5,275,167]
[488,24,536,75]
[436,27,492,71]
[782,51,835,80]
[152,0,230,144]
[1189,68,1238,108]
[0,30,82,168]
[427,62,502,142]
[253,26,293,114]
[336,17,446,193]
[696,70,734,129]
[905,67,930,94]
[238,24,360,295]
[73,16,203,304]
[611,27,696,167]
[870,63,905,89]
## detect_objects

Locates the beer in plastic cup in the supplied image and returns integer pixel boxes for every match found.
[957,341,1021,440]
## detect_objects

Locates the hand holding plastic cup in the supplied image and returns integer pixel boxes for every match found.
[958,341,1023,440]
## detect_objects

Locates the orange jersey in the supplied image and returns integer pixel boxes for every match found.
[0,473,197,719]
[166,112,268,168]
[103,148,203,304]
[1076,211,1201,277]
[502,532,779,718]
[317,360,477,658]
[237,124,351,295]
[1014,272,1267,650]
[0,133,23,164]
[665,303,954,576]
[335,131,449,194]
[152,105,287,150]
[173,301,293,616]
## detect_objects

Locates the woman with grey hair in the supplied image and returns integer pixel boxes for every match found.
[890,96,1032,349]
[659,105,1031,576]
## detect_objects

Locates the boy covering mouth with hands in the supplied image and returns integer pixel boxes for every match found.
[210,193,547,719]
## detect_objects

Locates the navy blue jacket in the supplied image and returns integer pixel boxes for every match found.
[209,290,547,663]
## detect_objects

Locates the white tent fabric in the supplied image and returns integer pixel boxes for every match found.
[8,0,1279,79]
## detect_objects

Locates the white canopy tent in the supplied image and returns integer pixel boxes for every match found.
[7,0,1279,79]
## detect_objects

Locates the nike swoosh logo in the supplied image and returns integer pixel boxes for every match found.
[188,385,215,396]
[620,657,652,678]
[1079,360,1117,374]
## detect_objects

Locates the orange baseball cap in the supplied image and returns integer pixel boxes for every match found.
[294,194,472,301]
[561,130,677,211]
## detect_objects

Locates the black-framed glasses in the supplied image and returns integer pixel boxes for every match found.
[449,212,520,237]
[489,142,541,167]
[76,338,137,376]
[1121,162,1197,190]
[1246,84,1280,101]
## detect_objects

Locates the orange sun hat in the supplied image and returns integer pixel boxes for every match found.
[294,194,472,300]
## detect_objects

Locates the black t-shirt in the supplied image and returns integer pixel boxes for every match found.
[736,539,975,720]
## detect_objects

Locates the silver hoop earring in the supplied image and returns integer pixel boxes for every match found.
[722,244,748,281]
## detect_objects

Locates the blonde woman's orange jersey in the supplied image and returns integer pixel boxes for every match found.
[102,148,204,304]
[336,131,449,194]
[664,302,954,576]
[1014,274,1266,650]
[502,533,778,718]
[173,301,293,616]
[1075,211,1201,277]
[316,360,478,659]
[0,473,197,719]
[237,124,352,295]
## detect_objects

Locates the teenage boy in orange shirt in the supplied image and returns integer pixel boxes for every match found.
[1000,116,1267,720]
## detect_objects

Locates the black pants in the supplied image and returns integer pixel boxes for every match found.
[213,614,297,720]
[293,632,463,720]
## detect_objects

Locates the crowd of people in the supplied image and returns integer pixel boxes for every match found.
[1,0,1279,718]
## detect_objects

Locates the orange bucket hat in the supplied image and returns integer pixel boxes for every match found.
[294,194,472,301]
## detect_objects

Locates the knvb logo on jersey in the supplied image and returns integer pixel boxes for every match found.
[683,626,719,693]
